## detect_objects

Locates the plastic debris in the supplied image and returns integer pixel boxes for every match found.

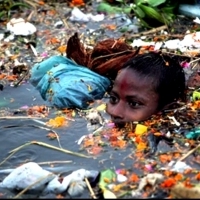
[193,17,200,24]
[0,162,55,192]
[30,55,111,109]
[6,18,37,36]
[185,127,200,139]
[132,173,164,197]
[0,162,99,197]
[135,124,148,135]
[161,160,192,173]
[131,31,200,54]
[178,3,200,18]
[69,7,104,22]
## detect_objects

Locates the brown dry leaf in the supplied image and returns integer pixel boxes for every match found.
[38,1,45,5]
[163,170,173,177]
[48,9,57,16]
[128,173,139,183]
[46,132,57,140]
[46,37,61,45]
[6,75,18,81]
[27,105,48,115]
[195,172,200,181]
[159,154,172,164]
[110,139,127,149]
[172,152,181,159]
[191,100,200,110]
[66,32,89,67]
[136,141,147,151]
[104,24,117,30]
[174,173,184,181]
[56,194,65,199]
[10,54,20,60]
[0,74,7,79]
[83,138,95,147]
[88,145,102,155]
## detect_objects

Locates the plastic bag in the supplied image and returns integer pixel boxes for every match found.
[30,56,111,109]
[0,162,55,192]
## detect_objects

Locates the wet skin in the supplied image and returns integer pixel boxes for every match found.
[106,68,159,125]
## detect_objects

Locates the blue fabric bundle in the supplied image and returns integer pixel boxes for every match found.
[30,55,111,109]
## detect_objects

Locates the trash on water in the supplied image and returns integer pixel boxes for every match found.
[0,162,100,197]
[69,7,104,22]
[178,3,200,18]
[6,18,37,36]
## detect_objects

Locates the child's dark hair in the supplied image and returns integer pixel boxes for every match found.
[123,51,186,111]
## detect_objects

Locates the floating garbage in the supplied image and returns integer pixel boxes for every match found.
[160,160,192,173]
[0,162,55,192]
[0,162,99,197]
[185,127,200,139]
[69,7,104,22]
[6,18,37,36]
[179,3,200,18]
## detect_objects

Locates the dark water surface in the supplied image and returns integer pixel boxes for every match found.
[0,82,134,198]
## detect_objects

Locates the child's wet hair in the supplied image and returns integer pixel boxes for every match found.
[122,51,186,111]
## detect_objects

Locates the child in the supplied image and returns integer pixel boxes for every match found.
[106,51,186,126]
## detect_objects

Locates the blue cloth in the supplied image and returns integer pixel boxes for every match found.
[30,55,111,109]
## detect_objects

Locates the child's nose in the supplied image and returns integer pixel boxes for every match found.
[107,102,124,119]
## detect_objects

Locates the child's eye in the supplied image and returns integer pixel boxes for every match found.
[128,101,141,108]
[109,95,119,104]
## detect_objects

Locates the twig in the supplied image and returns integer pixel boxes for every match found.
[177,143,200,162]
[85,177,97,199]
[0,116,43,119]
[13,173,55,199]
[14,70,30,87]
[26,10,35,21]
[37,160,72,165]
[9,141,92,158]
[24,38,38,57]
[189,57,200,68]
[52,4,69,29]
[130,25,168,38]
[30,123,63,149]
[22,0,38,9]
[90,50,133,65]
[0,143,31,167]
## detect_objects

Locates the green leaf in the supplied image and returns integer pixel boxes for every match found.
[97,2,120,14]
[115,0,124,2]
[161,6,176,13]
[146,0,167,7]
[99,169,117,189]
[10,2,32,10]
[192,91,200,101]
[138,4,164,23]
[119,26,129,33]
[96,2,131,14]
[134,6,145,18]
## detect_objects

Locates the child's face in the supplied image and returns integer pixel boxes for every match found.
[106,68,159,125]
